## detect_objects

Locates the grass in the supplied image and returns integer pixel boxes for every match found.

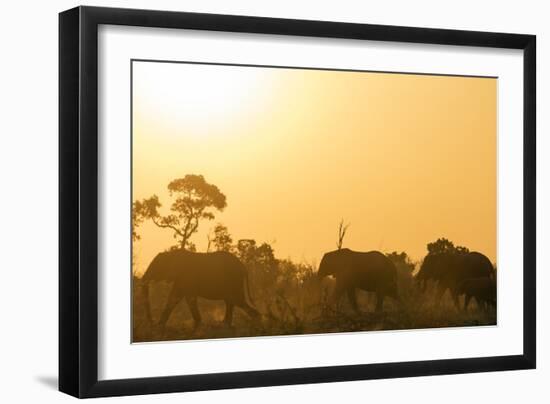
[132,273,496,343]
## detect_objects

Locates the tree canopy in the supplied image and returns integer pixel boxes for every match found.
[426,237,469,255]
[133,174,227,250]
[386,251,415,272]
[209,223,233,252]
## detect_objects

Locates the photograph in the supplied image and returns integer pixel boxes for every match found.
[0,0,542,401]
[131,60,497,343]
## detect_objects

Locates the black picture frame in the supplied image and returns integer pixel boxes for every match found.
[59,6,536,398]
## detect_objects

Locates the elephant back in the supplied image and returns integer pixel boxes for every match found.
[142,249,246,284]
[351,250,398,293]
[417,253,452,283]
[355,251,396,274]
[446,252,494,289]
[459,252,494,279]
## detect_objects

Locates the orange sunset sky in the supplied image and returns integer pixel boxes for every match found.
[132,61,496,276]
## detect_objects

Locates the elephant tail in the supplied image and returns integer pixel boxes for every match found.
[244,271,255,307]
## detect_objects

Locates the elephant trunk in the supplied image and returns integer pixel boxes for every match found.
[317,266,329,280]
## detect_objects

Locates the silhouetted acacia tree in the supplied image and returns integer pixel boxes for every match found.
[427,238,469,255]
[134,174,227,250]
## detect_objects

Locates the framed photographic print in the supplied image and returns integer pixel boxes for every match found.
[59,6,536,398]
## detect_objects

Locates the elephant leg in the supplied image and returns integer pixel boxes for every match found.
[451,290,461,311]
[392,293,404,309]
[185,296,202,329]
[480,299,488,312]
[236,301,260,321]
[332,281,346,306]
[434,285,446,307]
[142,281,152,325]
[224,301,234,326]
[464,294,472,312]
[475,298,482,311]
[158,286,183,334]
[346,289,360,314]
[375,293,385,313]
[367,292,378,311]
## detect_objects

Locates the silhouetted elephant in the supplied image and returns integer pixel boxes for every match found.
[318,249,400,312]
[457,277,496,311]
[416,251,494,309]
[141,250,260,331]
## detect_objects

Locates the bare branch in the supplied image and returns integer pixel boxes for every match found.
[206,229,214,253]
[336,219,350,250]
[150,216,184,239]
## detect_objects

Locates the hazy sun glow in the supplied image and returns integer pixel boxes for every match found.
[132,61,496,276]
[133,62,274,137]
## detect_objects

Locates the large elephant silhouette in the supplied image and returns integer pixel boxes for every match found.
[141,250,260,331]
[457,277,496,311]
[416,251,494,309]
[318,248,400,312]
